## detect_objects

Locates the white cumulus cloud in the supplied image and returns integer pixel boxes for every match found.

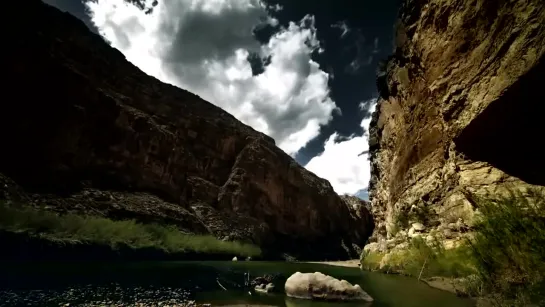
[85,0,336,155]
[305,99,377,195]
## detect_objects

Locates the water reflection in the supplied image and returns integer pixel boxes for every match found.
[284,296,373,307]
[0,261,474,307]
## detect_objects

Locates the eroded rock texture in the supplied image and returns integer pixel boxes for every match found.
[369,0,545,247]
[285,272,374,301]
[0,0,373,260]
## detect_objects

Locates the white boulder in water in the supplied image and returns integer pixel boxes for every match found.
[285,272,373,302]
[255,282,275,294]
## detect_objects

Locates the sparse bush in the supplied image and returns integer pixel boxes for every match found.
[360,249,384,271]
[0,203,261,257]
[393,210,410,229]
[362,189,545,306]
[468,189,545,306]
[397,236,475,278]
[360,236,475,278]
[389,222,401,237]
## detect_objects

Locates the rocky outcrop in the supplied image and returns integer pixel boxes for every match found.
[368,0,545,246]
[284,272,373,302]
[0,0,373,260]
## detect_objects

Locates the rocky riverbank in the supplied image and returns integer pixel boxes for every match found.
[305,260,361,268]
[0,283,202,307]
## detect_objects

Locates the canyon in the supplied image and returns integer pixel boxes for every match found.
[368,0,545,251]
[0,0,373,261]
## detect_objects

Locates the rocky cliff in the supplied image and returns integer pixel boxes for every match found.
[368,0,545,248]
[0,0,373,260]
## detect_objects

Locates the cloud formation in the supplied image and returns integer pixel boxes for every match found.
[340,29,377,75]
[331,21,350,38]
[305,99,377,195]
[85,0,336,155]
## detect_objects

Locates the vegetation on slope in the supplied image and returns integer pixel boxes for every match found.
[0,203,261,257]
[361,236,476,279]
[469,189,545,306]
[361,189,545,306]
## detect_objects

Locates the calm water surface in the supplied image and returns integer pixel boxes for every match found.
[0,261,475,307]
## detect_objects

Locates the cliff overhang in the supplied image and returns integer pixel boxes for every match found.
[368,0,545,246]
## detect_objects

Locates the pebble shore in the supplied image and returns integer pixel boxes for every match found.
[0,284,211,307]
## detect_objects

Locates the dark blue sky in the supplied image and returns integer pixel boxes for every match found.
[263,0,400,165]
[43,0,400,163]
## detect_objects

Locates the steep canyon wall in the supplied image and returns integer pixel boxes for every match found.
[0,0,373,260]
[368,0,545,247]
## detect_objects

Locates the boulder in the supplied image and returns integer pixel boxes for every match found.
[412,223,425,231]
[284,272,373,302]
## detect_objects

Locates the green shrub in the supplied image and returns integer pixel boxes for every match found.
[360,237,475,278]
[360,249,384,271]
[468,189,545,306]
[361,189,545,305]
[0,204,261,257]
[398,237,475,278]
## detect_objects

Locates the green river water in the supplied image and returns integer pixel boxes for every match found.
[0,261,475,306]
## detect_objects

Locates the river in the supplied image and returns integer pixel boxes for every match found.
[0,261,474,306]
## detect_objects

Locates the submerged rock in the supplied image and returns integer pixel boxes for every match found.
[250,274,283,289]
[284,272,373,302]
[254,282,275,294]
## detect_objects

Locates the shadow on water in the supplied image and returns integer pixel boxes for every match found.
[0,261,475,307]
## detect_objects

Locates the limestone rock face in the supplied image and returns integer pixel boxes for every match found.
[0,0,373,260]
[369,0,545,244]
[284,272,373,302]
